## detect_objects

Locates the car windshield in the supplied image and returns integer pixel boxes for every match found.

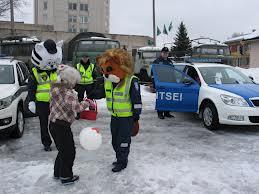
[198,66,253,84]
[0,65,15,84]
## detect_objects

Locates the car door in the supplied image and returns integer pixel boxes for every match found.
[17,62,31,115]
[152,64,200,112]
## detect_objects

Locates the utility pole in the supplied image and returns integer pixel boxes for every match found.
[10,0,14,36]
[153,0,156,46]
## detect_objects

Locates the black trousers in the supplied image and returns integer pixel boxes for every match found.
[75,84,95,101]
[111,116,134,165]
[49,120,75,178]
[36,102,52,147]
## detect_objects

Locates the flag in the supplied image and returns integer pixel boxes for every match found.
[168,22,173,32]
[163,24,168,35]
[157,26,161,36]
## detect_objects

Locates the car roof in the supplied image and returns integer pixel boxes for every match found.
[0,58,18,66]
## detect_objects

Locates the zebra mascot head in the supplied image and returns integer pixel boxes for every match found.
[31,39,63,70]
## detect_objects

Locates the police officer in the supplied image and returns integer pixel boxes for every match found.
[28,64,58,152]
[75,55,97,101]
[153,47,174,119]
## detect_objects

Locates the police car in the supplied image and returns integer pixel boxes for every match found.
[152,62,259,129]
[0,57,29,138]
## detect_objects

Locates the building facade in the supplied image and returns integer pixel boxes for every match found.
[34,0,110,33]
[225,31,259,68]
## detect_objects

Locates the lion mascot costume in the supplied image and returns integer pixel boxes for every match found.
[97,48,142,172]
[28,39,63,151]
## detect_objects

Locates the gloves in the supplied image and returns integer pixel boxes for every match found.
[28,101,36,114]
[133,114,140,122]
[84,98,96,110]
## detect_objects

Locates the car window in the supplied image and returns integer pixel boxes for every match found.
[199,66,253,84]
[174,65,185,72]
[18,62,29,80]
[0,65,15,84]
[16,65,24,85]
[153,65,185,83]
[186,66,200,83]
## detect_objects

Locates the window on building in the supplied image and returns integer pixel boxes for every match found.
[43,1,48,10]
[43,14,48,24]
[68,25,77,33]
[80,28,88,33]
[68,3,77,10]
[80,16,88,23]
[68,15,77,23]
[80,4,88,11]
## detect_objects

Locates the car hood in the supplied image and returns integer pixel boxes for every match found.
[0,84,18,99]
[209,84,259,106]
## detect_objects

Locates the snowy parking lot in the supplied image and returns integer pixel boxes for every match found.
[1,85,259,194]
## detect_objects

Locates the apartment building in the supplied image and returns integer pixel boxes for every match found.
[34,0,110,33]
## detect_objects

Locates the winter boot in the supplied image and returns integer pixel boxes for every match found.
[61,175,79,185]
[112,161,118,166]
[112,164,127,173]
[158,112,165,119]
[164,112,174,118]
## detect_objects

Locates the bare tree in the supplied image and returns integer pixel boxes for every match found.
[0,0,27,18]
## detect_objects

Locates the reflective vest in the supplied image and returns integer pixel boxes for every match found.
[32,67,57,102]
[105,75,137,117]
[76,63,94,85]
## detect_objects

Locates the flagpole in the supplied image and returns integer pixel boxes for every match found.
[153,0,156,46]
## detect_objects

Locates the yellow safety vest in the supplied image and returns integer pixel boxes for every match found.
[76,63,94,85]
[32,67,57,102]
[105,75,137,117]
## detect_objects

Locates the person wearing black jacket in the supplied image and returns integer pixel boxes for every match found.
[152,47,175,119]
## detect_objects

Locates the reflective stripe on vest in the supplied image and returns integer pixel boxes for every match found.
[105,75,137,117]
[32,68,57,102]
[76,63,94,85]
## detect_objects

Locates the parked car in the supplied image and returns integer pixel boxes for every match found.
[152,62,259,129]
[0,57,30,138]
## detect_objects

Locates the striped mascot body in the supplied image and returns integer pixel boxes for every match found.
[28,39,63,151]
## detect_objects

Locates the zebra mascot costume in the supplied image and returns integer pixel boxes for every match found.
[28,39,63,151]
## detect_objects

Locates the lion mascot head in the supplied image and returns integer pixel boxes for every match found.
[97,48,133,83]
[31,39,63,71]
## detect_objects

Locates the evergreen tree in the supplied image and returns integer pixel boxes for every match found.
[172,22,192,58]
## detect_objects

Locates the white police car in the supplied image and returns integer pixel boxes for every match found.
[0,57,29,137]
[152,63,259,129]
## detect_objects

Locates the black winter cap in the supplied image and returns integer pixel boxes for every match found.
[161,47,169,52]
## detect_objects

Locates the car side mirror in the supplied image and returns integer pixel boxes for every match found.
[21,79,28,86]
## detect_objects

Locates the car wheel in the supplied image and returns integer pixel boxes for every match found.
[11,106,25,138]
[202,103,219,130]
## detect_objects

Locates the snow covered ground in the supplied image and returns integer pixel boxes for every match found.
[1,85,259,194]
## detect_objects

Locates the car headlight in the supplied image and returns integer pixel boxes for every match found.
[220,94,249,107]
[0,96,13,110]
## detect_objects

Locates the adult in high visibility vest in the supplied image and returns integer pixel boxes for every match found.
[75,55,97,102]
[152,47,175,119]
[98,49,142,173]
[28,39,63,151]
